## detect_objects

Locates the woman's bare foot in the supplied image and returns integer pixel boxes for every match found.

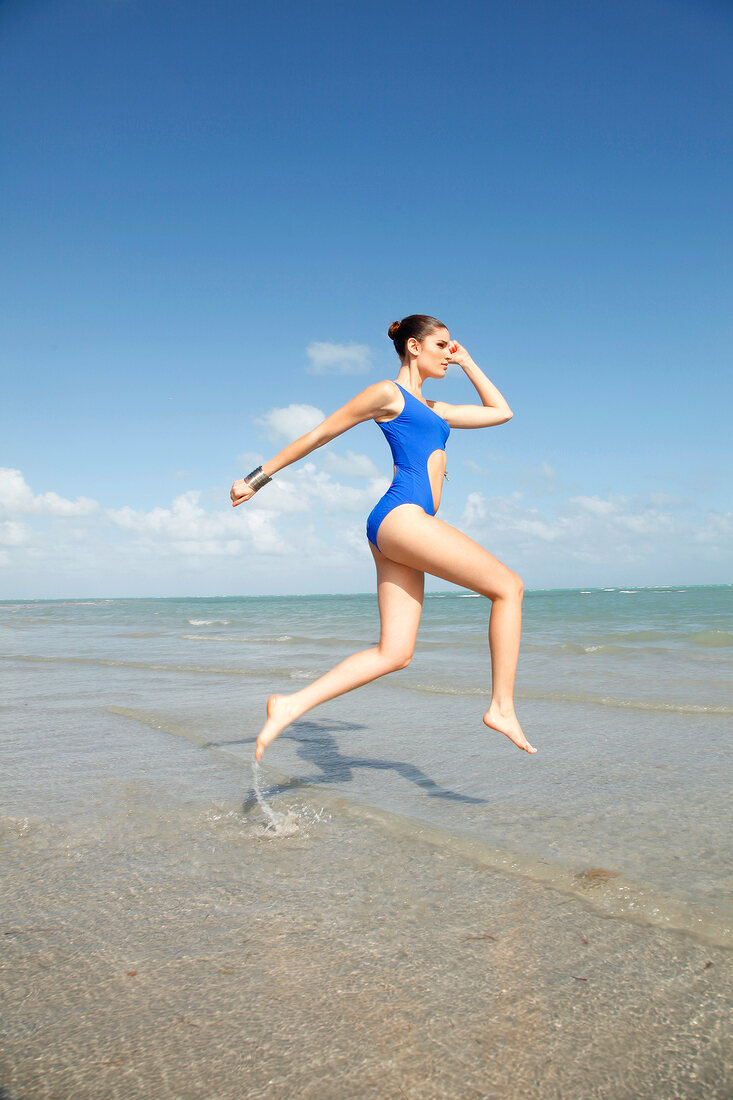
[255,694,297,760]
[483,704,536,753]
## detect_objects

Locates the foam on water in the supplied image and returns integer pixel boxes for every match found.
[186,618,231,625]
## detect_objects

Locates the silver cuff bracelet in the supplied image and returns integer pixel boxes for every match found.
[244,465,272,492]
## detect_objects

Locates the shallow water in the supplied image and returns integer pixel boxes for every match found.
[2,713,731,1099]
[2,588,732,1097]
[2,587,731,940]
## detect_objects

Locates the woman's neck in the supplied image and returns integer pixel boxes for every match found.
[396,364,424,396]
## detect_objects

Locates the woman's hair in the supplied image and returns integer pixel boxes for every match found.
[387,314,445,359]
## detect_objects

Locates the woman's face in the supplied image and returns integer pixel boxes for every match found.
[414,327,451,378]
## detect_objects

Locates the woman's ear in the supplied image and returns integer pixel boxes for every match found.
[406,337,421,357]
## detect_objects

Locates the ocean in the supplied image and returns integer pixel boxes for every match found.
[2,585,731,1097]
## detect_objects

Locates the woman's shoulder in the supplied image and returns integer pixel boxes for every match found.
[370,379,403,416]
[355,378,401,408]
[368,378,400,397]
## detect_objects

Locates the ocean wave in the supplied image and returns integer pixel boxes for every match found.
[186,619,231,626]
[180,633,294,644]
[524,691,733,716]
[686,630,733,647]
[5,654,292,678]
[0,616,75,624]
[545,628,733,653]
[397,679,732,715]
[397,681,489,698]
[118,631,169,638]
[559,642,635,657]
[581,629,670,643]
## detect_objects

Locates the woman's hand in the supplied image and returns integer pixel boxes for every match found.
[230,478,256,507]
[448,341,474,370]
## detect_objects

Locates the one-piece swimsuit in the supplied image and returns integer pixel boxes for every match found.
[366,382,450,552]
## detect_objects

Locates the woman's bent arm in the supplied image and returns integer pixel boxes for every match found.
[431,344,513,429]
[231,380,395,506]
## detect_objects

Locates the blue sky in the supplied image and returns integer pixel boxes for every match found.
[1,0,731,597]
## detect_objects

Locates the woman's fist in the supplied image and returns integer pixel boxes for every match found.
[230,478,256,507]
[448,341,472,369]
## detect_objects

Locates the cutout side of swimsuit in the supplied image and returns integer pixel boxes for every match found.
[426,447,447,513]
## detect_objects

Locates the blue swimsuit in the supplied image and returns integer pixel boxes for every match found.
[366,382,450,552]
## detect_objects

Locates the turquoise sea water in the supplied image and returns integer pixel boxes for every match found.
[2,584,731,945]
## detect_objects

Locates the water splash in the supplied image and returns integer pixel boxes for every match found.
[251,757,300,837]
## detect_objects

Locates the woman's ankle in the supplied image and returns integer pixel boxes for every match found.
[488,698,515,717]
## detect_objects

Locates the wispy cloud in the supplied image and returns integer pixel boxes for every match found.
[463,457,564,496]
[322,450,382,480]
[570,495,617,517]
[306,342,371,375]
[235,451,265,472]
[0,520,30,546]
[460,490,733,579]
[258,463,388,516]
[693,510,733,546]
[256,403,324,441]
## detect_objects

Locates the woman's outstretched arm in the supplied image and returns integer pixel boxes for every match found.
[231,380,396,507]
[430,342,513,429]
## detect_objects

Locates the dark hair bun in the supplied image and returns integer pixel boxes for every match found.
[387,314,445,359]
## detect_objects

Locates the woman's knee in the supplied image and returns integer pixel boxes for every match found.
[378,646,413,672]
[482,570,524,602]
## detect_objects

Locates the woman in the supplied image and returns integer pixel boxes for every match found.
[231,314,535,761]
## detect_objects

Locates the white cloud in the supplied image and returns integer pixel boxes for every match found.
[235,450,265,472]
[648,491,684,509]
[694,511,733,546]
[322,450,382,480]
[615,510,676,535]
[257,463,389,517]
[462,492,560,542]
[463,456,564,496]
[570,495,618,516]
[2,462,730,596]
[0,520,30,546]
[172,539,243,557]
[257,404,324,441]
[306,342,371,375]
[458,490,733,579]
[0,468,98,517]
[106,490,285,554]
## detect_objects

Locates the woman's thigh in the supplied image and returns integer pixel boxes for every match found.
[370,542,424,660]
[376,504,520,600]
